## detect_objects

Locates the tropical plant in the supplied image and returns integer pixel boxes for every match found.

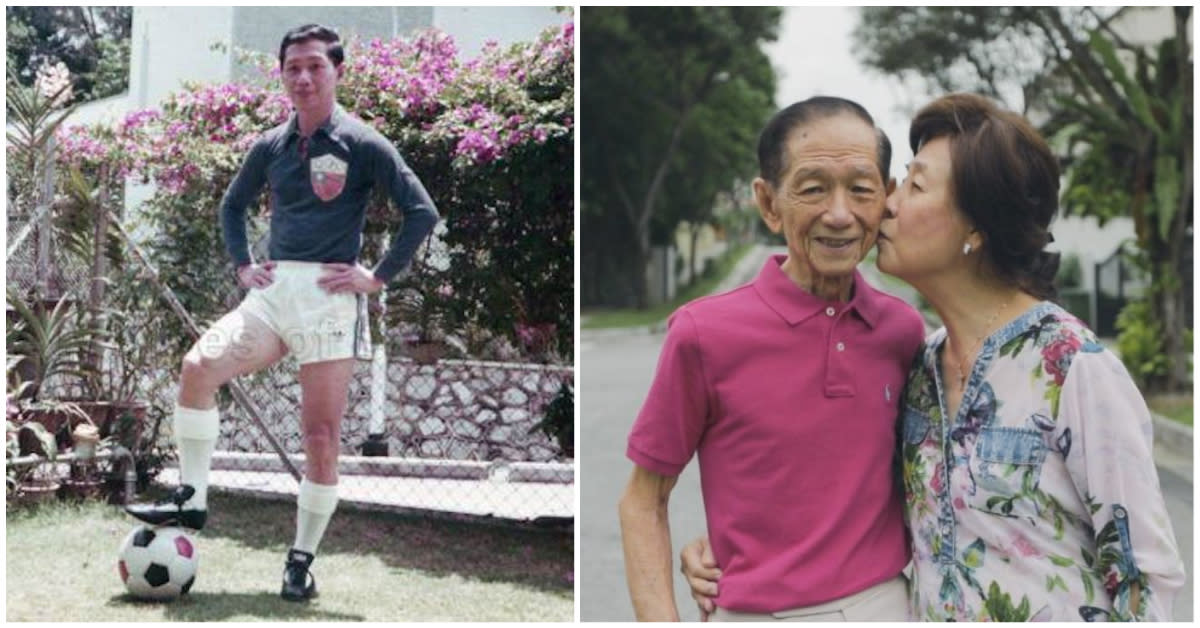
[1115,299,1171,391]
[6,288,97,403]
[1051,14,1192,392]
[529,380,573,458]
[6,66,77,210]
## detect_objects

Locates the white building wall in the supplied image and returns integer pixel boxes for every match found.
[1047,215,1137,294]
[130,7,233,112]
[432,7,568,58]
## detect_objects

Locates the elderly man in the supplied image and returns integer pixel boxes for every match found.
[618,96,925,621]
[125,23,439,601]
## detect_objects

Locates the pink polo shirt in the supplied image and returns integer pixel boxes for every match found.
[627,255,925,613]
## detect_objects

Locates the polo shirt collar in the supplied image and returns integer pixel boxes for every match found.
[285,105,345,145]
[753,254,882,328]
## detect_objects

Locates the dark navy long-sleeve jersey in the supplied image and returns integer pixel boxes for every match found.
[219,106,439,283]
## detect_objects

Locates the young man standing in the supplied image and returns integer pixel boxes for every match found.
[125,24,439,601]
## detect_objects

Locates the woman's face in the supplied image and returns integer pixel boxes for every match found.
[876,136,974,283]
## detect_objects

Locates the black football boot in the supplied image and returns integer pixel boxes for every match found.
[281,548,318,602]
[124,484,208,530]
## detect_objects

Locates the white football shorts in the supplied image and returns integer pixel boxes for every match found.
[235,261,371,364]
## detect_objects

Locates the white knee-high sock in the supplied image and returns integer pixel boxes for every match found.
[294,478,338,554]
[174,405,219,509]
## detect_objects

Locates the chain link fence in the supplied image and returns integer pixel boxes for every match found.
[7,192,574,526]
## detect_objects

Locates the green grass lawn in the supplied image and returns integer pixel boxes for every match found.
[1148,394,1194,426]
[6,490,573,621]
[583,243,754,329]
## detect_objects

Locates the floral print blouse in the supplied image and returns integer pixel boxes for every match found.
[900,302,1186,621]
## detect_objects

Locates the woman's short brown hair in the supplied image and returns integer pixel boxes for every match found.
[910,93,1060,300]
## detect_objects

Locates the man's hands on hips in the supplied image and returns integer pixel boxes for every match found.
[681,535,721,620]
[237,261,277,289]
[318,262,385,294]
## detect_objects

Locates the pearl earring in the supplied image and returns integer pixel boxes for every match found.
[963,243,972,255]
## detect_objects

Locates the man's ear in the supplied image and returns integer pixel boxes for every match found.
[753,178,782,234]
[336,64,345,80]
[886,177,897,196]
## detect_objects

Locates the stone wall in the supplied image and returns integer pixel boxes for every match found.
[218,357,572,463]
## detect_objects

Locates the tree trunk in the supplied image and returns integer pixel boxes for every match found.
[629,111,693,310]
[1159,284,1188,393]
[629,231,649,309]
[689,222,701,285]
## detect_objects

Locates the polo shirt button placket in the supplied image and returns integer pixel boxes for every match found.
[824,306,849,396]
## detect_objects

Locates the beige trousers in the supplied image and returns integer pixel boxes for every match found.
[709,574,910,622]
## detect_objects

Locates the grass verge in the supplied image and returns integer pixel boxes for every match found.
[1148,394,1193,427]
[582,242,754,329]
[6,490,572,621]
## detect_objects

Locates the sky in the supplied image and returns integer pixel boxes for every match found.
[763,7,925,178]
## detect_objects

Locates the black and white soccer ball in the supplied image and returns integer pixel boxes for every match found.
[117,525,198,600]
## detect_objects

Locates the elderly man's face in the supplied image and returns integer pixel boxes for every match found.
[754,114,886,292]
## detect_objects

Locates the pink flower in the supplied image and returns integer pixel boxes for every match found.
[1104,571,1119,597]
[1010,533,1039,557]
[929,463,944,493]
[1041,332,1082,386]
[455,130,500,164]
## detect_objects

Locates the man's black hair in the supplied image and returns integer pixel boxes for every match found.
[278,24,344,68]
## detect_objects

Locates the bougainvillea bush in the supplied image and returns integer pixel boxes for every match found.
[55,23,574,363]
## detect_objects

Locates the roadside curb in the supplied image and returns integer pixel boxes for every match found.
[1154,413,1192,455]
[581,245,774,342]
[580,323,665,341]
[1152,412,1193,489]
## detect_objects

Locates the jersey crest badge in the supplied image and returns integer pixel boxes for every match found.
[310,153,348,202]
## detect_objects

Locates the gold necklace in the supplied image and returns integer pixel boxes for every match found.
[949,299,1010,387]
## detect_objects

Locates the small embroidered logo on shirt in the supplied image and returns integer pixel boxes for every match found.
[885,384,892,402]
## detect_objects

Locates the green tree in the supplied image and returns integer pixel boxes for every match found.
[6,6,131,104]
[581,6,780,308]
[854,6,1193,393]
[661,67,773,284]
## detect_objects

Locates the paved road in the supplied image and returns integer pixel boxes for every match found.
[579,257,1193,621]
